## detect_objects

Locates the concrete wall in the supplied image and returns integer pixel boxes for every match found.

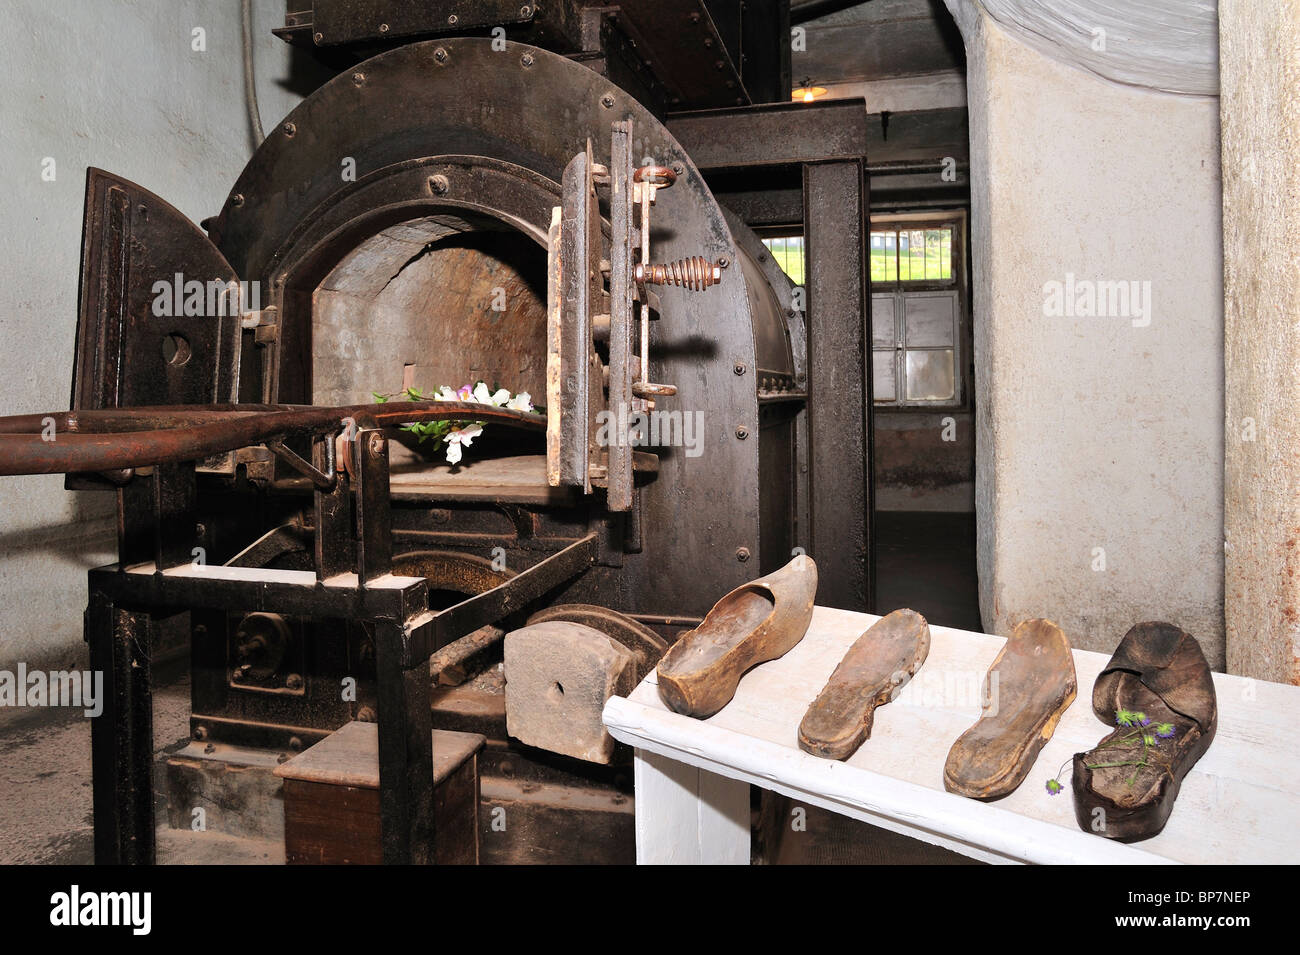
[947,3,1225,662]
[0,0,305,669]
[1221,0,1300,684]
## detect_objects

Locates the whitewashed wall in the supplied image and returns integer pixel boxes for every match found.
[0,0,304,668]
[945,0,1225,663]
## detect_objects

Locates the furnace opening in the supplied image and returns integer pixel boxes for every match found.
[311,213,552,494]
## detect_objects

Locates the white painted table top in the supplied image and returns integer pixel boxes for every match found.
[603,606,1300,864]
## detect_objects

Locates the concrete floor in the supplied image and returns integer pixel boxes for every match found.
[875,510,982,631]
[0,510,981,865]
[0,663,280,864]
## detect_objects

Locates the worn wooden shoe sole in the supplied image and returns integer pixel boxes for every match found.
[1071,622,1217,842]
[656,555,817,719]
[943,618,1077,800]
[797,609,930,760]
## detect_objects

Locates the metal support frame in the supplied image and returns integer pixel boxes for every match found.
[803,161,872,610]
[668,100,874,610]
[86,425,599,863]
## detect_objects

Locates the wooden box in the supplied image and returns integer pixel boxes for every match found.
[275,721,484,864]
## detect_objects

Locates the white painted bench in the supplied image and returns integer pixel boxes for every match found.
[602,606,1300,864]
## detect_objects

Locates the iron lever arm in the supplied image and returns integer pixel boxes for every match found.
[0,402,545,476]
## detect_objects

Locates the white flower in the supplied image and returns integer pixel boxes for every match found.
[433,385,459,401]
[489,387,511,406]
[444,424,483,464]
[472,382,493,404]
[506,391,533,412]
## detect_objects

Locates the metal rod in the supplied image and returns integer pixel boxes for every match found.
[0,401,544,476]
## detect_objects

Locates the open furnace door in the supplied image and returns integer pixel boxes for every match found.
[72,168,244,413]
[546,128,648,513]
[546,142,608,499]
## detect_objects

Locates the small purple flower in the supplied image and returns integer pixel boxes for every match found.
[1045,778,1063,795]
[1155,722,1176,739]
[1138,713,1152,727]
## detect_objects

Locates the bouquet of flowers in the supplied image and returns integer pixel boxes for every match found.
[372,381,534,465]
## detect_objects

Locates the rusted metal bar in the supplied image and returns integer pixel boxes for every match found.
[373,618,434,865]
[356,429,393,585]
[607,120,636,512]
[0,401,545,476]
[89,598,155,865]
[408,532,600,666]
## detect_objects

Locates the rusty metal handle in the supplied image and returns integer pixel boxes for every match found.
[633,165,677,187]
[0,402,545,476]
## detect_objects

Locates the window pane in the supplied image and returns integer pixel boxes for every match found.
[873,350,896,402]
[870,231,895,282]
[904,293,955,347]
[892,226,953,282]
[905,349,954,401]
[761,236,805,285]
[871,295,896,346]
[902,230,924,280]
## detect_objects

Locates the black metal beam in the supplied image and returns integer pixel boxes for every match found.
[791,0,871,26]
[374,619,434,864]
[803,160,872,611]
[88,598,155,865]
[87,564,428,624]
[715,188,805,228]
[356,429,393,583]
[667,99,868,171]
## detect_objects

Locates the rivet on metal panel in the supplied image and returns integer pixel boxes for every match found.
[735,425,749,440]
[736,547,751,563]
[733,362,746,376]
[521,52,534,68]
[428,175,450,195]
[434,47,449,64]
[600,93,616,108]
[352,72,365,86]
[379,22,390,33]
[283,122,296,138]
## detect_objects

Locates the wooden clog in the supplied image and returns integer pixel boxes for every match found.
[656,555,818,718]
[797,609,930,760]
[943,618,1077,800]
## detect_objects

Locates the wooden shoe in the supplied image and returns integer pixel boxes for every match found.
[798,609,930,760]
[943,618,1076,800]
[1071,622,1217,842]
[656,555,817,718]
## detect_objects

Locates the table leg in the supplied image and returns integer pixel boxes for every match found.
[633,748,750,864]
